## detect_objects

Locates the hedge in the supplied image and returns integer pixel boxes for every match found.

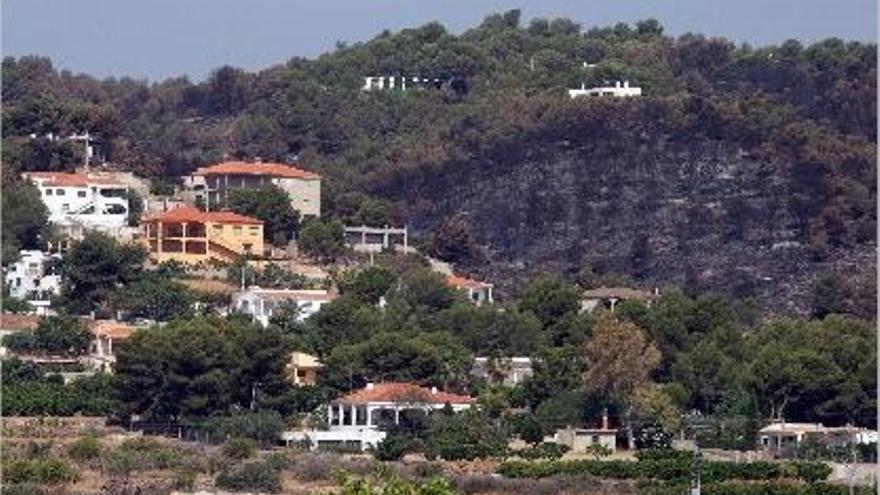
[640,481,875,495]
[4,458,79,484]
[498,458,831,484]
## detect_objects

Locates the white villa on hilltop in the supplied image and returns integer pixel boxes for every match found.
[282,382,473,451]
[569,80,642,99]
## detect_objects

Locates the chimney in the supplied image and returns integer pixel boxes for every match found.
[366,382,374,390]
[430,386,438,394]
[602,408,609,430]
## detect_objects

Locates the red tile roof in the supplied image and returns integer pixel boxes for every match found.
[445,274,493,290]
[194,161,320,180]
[25,172,125,188]
[335,382,473,405]
[0,313,41,331]
[143,206,263,225]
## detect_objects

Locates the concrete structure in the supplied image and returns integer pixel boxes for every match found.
[0,313,41,358]
[4,250,62,314]
[472,357,533,385]
[28,132,105,166]
[87,320,137,372]
[581,287,659,313]
[343,225,412,254]
[445,274,494,306]
[286,352,322,386]
[549,412,618,454]
[232,287,335,327]
[362,76,466,93]
[569,80,642,99]
[140,206,264,265]
[185,160,321,217]
[282,382,473,451]
[759,422,877,454]
[24,172,130,234]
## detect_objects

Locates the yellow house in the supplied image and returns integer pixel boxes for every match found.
[141,206,264,264]
[286,352,322,387]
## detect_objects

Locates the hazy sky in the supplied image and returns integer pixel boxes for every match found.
[3,0,876,81]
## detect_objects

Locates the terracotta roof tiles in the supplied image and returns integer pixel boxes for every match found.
[194,161,320,180]
[25,172,125,188]
[335,382,473,405]
[143,206,263,225]
[445,274,493,290]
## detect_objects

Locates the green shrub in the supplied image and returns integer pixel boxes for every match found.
[4,458,79,484]
[194,411,284,447]
[515,442,570,460]
[173,469,198,491]
[2,483,47,495]
[67,435,102,462]
[222,437,257,460]
[374,434,411,461]
[497,458,831,484]
[103,438,186,474]
[215,461,281,493]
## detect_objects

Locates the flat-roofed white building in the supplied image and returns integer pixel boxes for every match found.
[4,250,62,313]
[233,287,335,327]
[569,80,642,99]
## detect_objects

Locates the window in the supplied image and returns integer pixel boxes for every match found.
[77,190,87,198]
[104,204,126,215]
[45,189,53,196]
[213,224,223,231]
[56,189,65,196]
[591,435,600,444]
[234,226,243,234]
[249,226,259,236]
[62,204,70,212]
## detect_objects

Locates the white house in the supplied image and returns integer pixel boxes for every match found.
[282,382,473,451]
[569,81,642,99]
[445,274,494,306]
[87,320,136,373]
[580,287,659,313]
[549,412,618,454]
[759,422,878,453]
[23,172,130,234]
[233,287,335,327]
[472,357,533,385]
[4,250,62,314]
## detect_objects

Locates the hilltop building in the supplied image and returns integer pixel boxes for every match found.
[569,80,642,99]
[232,287,335,327]
[184,160,321,217]
[4,250,62,315]
[282,382,473,450]
[472,357,533,386]
[445,274,494,306]
[23,171,131,235]
[140,206,264,264]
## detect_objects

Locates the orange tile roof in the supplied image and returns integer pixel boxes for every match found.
[89,320,137,340]
[194,161,320,180]
[25,172,125,188]
[445,274,493,290]
[335,382,473,405]
[0,313,41,331]
[143,206,263,225]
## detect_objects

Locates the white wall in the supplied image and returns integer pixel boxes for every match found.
[4,250,61,302]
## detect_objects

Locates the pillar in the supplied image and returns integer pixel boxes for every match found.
[338,404,344,426]
[403,226,408,250]
[157,221,163,255]
[361,226,366,245]
[394,407,400,425]
[367,406,373,427]
[350,405,356,426]
[327,404,334,426]
[383,227,389,248]
[108,337,113,356]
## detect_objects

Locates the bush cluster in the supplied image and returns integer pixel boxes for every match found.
[498,457,831,484]
[215,460,282,493]
[4,458,79,484]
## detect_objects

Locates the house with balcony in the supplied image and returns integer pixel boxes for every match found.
[233,287,335,327]
[140,206,264,265]
[23,172,130,235]
[445,274,494,306]
[4,250,62,315]
[185,160,321,217]
[281,382,473,451]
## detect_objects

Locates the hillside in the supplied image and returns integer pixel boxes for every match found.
[2,11,876,316]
